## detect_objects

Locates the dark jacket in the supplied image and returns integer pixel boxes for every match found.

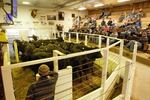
[26,72,58,100]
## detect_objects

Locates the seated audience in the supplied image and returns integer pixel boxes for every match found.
[69,13,150,53]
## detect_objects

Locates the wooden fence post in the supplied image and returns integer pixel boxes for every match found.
[69,33,71,42]
[14,41,19,63]
[62,31,65,40]
[99,35,102,48]
[85,35,87,46]
[53,50,59,72]
[122,61,131,100]
[122,42,137,100]
[117,40,124,83]
[1,67,15,100]
[76,33,79,43]
[106,37,109,47]
[101,49,109,100]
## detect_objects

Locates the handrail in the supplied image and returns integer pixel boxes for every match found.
[2,48,105,69]
[108,41,121,49]
[63,31,121,41]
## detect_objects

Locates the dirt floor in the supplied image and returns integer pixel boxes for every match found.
[12,68,36,100]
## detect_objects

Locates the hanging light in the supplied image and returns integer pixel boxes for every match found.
[117,0,130,2]
[78,6,86,10]
[22,1,31,5]
[94,3,104,7]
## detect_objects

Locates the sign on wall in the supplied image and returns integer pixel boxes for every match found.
[47,15,56,20]
[58,12,65,21]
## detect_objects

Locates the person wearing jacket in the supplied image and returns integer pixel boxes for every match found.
[26,64,58,100]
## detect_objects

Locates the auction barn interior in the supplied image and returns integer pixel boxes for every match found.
[0,0,150,100]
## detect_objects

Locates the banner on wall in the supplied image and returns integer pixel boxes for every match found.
[0,32,8,43]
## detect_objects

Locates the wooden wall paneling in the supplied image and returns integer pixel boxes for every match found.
[88,1,150,15]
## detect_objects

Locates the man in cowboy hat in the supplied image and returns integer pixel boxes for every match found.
[26,64,58,100]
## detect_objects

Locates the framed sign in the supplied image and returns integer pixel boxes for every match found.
[47,15,56,20]
[58,12,65,20]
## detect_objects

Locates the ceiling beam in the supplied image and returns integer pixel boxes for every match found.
[54,0,86,9]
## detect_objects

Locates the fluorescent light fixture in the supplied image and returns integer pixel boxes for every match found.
[22,1,31,5]
[78,6,86,10]
[94,3,104,7]
[117,0,130,2]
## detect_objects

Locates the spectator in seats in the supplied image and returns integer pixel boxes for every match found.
[26,64,58,100]
[141,30,149,51]
[125,32,148,52]
[146,24,150,43]
[99,11,105,19]
[136,8,144,19]
[129,26,138,36]
[101,19,106,26]
[119,28,130,39]
[103,25,109,34]
[127,9,136,20]
[119,12,126,22]
[109,28,118,44]
[107,18,113,26]
[125,40,142,52]
[135,19,142,29]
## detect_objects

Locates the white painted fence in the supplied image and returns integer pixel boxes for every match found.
[55,66,72,100]
[1,31,137,100]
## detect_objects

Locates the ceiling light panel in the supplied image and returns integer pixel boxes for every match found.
[22,1,31,5]
[94,3,104,7]
[78,6,86,10]
[117,0,130,2]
